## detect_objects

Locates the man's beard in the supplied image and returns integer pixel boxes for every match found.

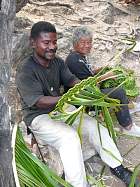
[44,48,57,60]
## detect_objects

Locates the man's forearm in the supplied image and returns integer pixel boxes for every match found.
[35,96,61,109]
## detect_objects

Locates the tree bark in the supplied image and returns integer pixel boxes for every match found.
[0,0,16,186]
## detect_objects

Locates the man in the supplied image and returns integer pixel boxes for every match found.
[65,26,140,138]
[16,21,139,187]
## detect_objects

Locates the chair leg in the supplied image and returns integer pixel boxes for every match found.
[31,132,46,164]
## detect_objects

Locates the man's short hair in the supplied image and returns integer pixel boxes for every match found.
[73,26,93,45]
[30,21,56,39]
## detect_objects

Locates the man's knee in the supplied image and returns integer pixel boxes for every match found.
[62,128,80,145]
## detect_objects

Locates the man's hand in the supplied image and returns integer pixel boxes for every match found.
[36,96,61,109]
[69,79,81,87]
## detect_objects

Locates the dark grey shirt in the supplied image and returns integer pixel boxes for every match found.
[16,55,77,125]
[65,51,94,80]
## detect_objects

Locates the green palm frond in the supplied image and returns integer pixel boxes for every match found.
[12,124,73,187]
[121,36,136,52]
[77,106,85,143]
[100,66,139,97]
[50,105,83,126]
[87,174,106,187]
[102,106,117,144]
[50,75,121,143]
[129,164,140,187]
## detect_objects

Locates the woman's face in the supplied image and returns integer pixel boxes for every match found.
[74,37,92,55]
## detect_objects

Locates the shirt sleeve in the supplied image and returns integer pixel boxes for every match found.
[16,68,44,108]
[66,54,93,80]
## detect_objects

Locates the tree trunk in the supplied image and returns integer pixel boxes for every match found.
[0,0,16,186]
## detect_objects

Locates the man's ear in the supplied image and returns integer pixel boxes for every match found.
[30,38,36,48]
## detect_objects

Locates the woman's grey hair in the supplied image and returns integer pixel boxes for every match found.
[73,26,93,46]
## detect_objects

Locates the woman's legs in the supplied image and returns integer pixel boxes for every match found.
[101,87,140,137]
[101,87,132,128]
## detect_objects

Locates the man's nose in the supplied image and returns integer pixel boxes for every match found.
[49,43,56,50]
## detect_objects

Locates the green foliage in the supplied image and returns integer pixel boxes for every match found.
[51,75,121,143]
[129,164,140,187]
[87,174,106,187]
[54,76,120,112]
[121,36,136,52]
[102,106,117,144]
[14,126,73,187]
[99,66,139,97]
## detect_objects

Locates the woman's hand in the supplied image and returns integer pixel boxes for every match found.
[94,67,103,74]
[103,71,116,80]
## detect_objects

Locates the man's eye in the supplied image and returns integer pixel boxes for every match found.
[53,41,57,45]
[43,42,49,44]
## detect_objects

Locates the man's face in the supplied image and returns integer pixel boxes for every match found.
[74,37,92,55]
[32,32,57,60]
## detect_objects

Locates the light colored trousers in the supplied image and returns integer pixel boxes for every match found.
[30,109,123,187]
